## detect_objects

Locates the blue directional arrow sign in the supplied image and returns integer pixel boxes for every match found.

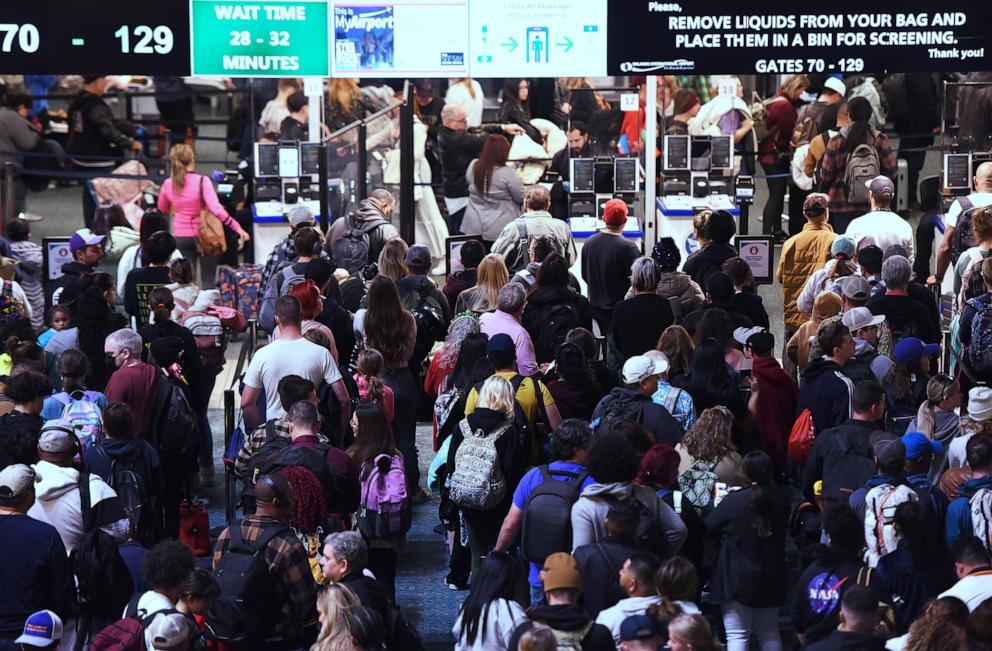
[557,36,574,52]
[501,36,518,52]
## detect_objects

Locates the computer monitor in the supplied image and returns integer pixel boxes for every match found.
[278,145,300,179]
[300,142,321,176]
[614,158,638,193]
[944,153,972,191]
[664,135,689,170]
[710,135,733,170]
[690,136,712,171]
[570,158,595,193]
[254,143,279,178]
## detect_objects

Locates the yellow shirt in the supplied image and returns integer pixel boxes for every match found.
[464,370,555,434]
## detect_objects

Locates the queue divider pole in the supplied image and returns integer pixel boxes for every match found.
[223,389,235,523]
[318,144,330,233]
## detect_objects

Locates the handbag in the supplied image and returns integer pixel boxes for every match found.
[194,175,228,258]
[178,499,210,556]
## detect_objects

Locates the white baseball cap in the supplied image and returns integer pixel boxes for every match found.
[823,77,846,96]
[842,307,885,332]
[622,355,669,384]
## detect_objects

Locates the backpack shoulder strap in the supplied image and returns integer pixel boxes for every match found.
[532,377,550,434]
[79,471,93,531]
[52,392,71,406]
[959,196,974,213]
[264,420,278,442]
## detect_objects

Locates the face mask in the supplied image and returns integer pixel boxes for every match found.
[105,353,118,369]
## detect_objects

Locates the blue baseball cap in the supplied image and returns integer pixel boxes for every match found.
[620,614,661,641]
[16,610,62,647]
[902,431,942,461]
[893,338,940,364]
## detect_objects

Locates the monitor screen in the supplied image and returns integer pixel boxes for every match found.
[300,143,321,176]
[614,158,638,193]
[664,135,689,170]
[710,136,733,169]
[278,145,300,179]
[690,136,711,171]
[945,153,972,190]
[255,143,279,178]
[570,158,595,193]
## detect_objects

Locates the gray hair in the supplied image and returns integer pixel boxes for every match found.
[287,400,319,430]
[323,531,367,571]
[524,185,551,211]
[630,256,659,292]
[440,103,466,123]
[881,255,911,290]
[368,188,395,208]
[497,282,527,313]
[105,328,143,357]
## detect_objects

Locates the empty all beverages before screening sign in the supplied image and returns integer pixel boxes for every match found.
[191,0,330,76]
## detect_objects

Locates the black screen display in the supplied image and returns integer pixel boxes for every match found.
[614,158,637,192]
[300,143,321,176]
[256,144,279,177]
[571,158,595,193]
[665,136,689,170]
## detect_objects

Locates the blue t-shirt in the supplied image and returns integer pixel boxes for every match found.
[512,461,596,587]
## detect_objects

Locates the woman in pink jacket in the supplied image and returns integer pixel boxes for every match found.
[157,144,250,288]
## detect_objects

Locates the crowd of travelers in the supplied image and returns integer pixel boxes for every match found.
[1,71,992,651]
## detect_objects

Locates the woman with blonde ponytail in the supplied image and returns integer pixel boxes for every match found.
[907,374,961,483]
[157,143,250,288]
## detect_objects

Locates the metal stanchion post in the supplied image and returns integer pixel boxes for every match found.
[0,163,14,226]
[399,83,415,245]
[318,144,330,233]
[357,123,368,202]
[224,389,235,523]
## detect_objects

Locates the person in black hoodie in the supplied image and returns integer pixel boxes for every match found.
[806,586,886,651]
[306,259,356,369]
[705,451,791,651]
[722,257,771,329]
[798,320,856,435]
[573,498,641,618]
[123,231,176,327]
[792,505,891,646]
[51,228,106,309]
[522,252,593,364]
[0,371,50,470]
[803,380,885,503]
[680,273,754,338]
[320,531,390,626]
[508,551,614,650]
[682,209,738,289]
[82,403,163,545]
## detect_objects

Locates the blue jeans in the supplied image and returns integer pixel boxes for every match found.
[529,583,546,608]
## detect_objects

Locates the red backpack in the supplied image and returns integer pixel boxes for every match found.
[788,408,816,465]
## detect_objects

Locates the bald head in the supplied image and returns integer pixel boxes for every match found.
[441,104,467,129]
[976,162,992,191]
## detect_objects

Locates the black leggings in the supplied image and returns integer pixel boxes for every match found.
[383,367,419,490]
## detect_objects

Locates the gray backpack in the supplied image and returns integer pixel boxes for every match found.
[448,419,510,510]
[843,143,880,205]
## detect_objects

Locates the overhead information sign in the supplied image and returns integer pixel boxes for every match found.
[468,0,607,77]
[330,0,469,77]
[608,1,992,75]
[190,0,329,76]
[0,1,191,75]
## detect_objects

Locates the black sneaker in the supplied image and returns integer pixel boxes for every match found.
[445,575,469,590]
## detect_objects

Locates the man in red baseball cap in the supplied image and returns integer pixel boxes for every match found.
[580,199,639,334]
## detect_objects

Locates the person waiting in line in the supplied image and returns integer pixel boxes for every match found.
[278,90,310,142]
[931,161,992,289]
[521,253,592,365]
[454,253,509,315]
[681,273,754,339]
[116,211,182,297]
[442,239,485,310]
[592,355,683,447]
[123,231,178,328]
[461,134,525,247]
[786,290,843,374]
[797,320,856,436]
[817,95,899,234]
[737,328,798,474]
[157,144,250,289]
[258,78,300,135]
[41,348,108,422]
[722,257,770,329]
[581,199,640,335]
[627,237,704,315]
[595,554,664,646]
[682,209,738,290]
[804,586,886,650]
[258,226,324,333]
[452,551,528,651]
[796,236,859,315]
[846,176,915,264]
[757,74,809,240]
[612,258,676,365]
[492,185,576,275]
[311,582,360,651]
[88,200,139,264]
[499,78,541,144]
[320,531,391,627]
[573,499,643,618]
[544,344,605,422]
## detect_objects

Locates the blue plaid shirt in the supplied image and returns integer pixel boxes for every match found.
[652,380,696,433]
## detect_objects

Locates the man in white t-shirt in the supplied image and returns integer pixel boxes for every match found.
[846,176,915,263]
[931,161,992,286]
[241,295,349,433]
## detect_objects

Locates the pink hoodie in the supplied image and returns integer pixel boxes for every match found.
[157,173,237,238]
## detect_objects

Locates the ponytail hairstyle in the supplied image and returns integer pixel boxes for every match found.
[743,450,777,538]
[840,96,874,154]
[169,143,195,192]
[56,349,91,393]
[356,348,387,408]
[148,286,175,325]
[288,279,323,320]
[915,374,959,437]
[648,557,698,625]
[169,258,195,286]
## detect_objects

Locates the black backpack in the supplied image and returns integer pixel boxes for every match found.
[93,447,151,543]
[402,286,447,368]
[244,434,337,509]
[521,466,589,564]
[331,215,387,274]
[843,350,879,384]
[70,473,135,623]
[592,390,645,437]
[605,494,669,557]
[384,600,425,651]
[152,370,199,455]
[821,444,875,500]
[534,302,581,364]
[206,522,288,643]
[950,197,981,263]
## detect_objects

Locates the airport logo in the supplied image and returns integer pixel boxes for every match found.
[619,58,695,72]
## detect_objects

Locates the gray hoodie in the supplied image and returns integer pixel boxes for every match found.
[570,481,687,555]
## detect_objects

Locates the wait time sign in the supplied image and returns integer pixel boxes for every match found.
[190,0,329,76]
